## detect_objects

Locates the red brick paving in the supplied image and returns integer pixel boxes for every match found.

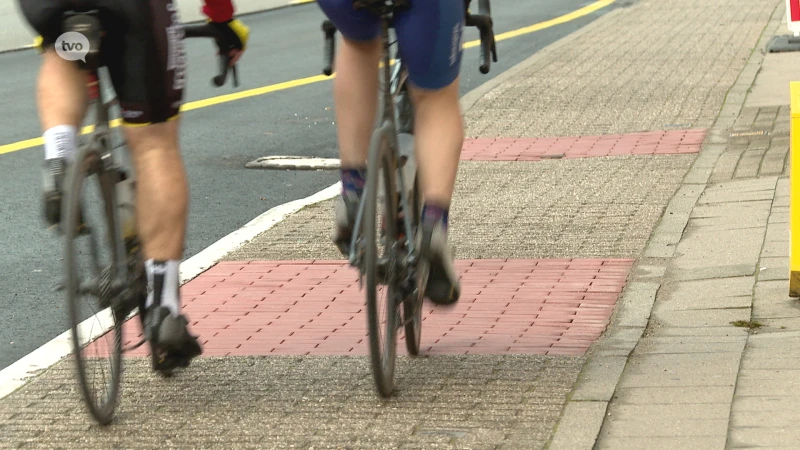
[461,129,706,161]
[91,259,633,358]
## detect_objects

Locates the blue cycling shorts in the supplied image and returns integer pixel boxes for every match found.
[317,0,465,90]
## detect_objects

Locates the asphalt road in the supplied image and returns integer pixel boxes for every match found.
[0,0,615,370]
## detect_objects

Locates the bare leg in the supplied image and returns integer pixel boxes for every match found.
[37,50,89,226]
[124,119,201,363]
[333,36,382,167]
[123,120,187,261]
[410,77,464,208]
[330,36,384,253]
[37,50,88,131]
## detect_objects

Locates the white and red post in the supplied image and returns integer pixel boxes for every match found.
[787,0,800,37]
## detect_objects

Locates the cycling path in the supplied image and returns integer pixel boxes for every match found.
[0,0,788,448]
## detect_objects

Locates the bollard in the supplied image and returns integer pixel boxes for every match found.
[790,82,800,296]
[788,0,800,37]
[769,0,800,51]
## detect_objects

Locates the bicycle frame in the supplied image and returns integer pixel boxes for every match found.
[344,24,418,273]
[99,80,127,285]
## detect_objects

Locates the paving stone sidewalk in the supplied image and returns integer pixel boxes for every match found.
[0,0,787,448]
[577,4,800,448]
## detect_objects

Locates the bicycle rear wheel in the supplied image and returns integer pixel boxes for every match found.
[364,124,402,398]
[403,174,425,356]
[64,144,123,425]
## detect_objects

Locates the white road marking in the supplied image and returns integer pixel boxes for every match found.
[0,182,340,400]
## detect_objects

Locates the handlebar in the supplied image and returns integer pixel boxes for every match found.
[464,13,498,74]
[320,1,498,76]
[183,23,240,88]
[322,20,337,76]
[466,0,498,74]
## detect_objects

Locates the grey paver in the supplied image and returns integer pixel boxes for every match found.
[730,410,800,428]
[733,377,800,397]
[655,277,755,311]
[634,341,746,355]
[601,418,728,438]
[612,282,659,329]
[570,356,628,402]
[647,326,748,338]
[596,436,726,450]
[618,354,741,389]
[608,403,731,421]
[711,106,792,182]
[729,427,800,448]
[547,401,607,450]
[650,308,751,329]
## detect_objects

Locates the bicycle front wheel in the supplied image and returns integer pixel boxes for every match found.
[363,124,401,398]
[63,145,123,425]
[404,173,425,356]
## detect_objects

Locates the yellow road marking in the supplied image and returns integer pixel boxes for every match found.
[182,74,332,112]
[464,0,615,49]
[0,0,615,156]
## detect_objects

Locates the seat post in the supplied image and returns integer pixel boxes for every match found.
[61,10,102,71]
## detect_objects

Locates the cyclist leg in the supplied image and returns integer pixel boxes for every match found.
[110,0,201,365]
[18,0,89,227]
[394,0,465,305]
[316,0,382,254]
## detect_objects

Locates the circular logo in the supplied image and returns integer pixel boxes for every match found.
[55,32,90,62]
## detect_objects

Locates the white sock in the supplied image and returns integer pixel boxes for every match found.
[145,259,181,317]
[43,125,77,161]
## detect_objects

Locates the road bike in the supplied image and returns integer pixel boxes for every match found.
[320,0,498,398]
[57,10,239,425]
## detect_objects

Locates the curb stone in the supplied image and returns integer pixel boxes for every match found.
[545,2,786,449]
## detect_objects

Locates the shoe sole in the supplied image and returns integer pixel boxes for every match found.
[44,192,62,227]
[420,224,460,306]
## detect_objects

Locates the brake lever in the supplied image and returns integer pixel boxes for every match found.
[212,52,239,88]
[231,64,239,87]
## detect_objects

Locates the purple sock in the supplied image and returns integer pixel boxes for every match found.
[340,168,366,199]
[422,204,449,230]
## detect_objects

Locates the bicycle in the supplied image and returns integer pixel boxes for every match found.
[57,10,239,425]
[320,0,498,398]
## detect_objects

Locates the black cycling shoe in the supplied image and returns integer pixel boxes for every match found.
[419,220,461,306]
[144,305,202,373]
[42,158,67,228]
[333,191,361,256]
[43,157,88,234]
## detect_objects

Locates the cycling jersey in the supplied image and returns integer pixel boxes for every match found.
[203,0,234,22]
[19,0,234,125]
[317,0,465,90]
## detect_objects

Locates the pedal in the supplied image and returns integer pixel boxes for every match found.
[153,352,193,374]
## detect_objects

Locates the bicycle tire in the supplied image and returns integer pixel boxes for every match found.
[404,174,426,356]
[364,123,401,398]
[64,144,122,425]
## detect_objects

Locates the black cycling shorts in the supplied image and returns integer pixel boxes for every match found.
[19,0,187,125]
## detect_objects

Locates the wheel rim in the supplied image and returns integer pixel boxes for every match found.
[364,132,400,398]
[404,175,425,355]
[64,150,122,425]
